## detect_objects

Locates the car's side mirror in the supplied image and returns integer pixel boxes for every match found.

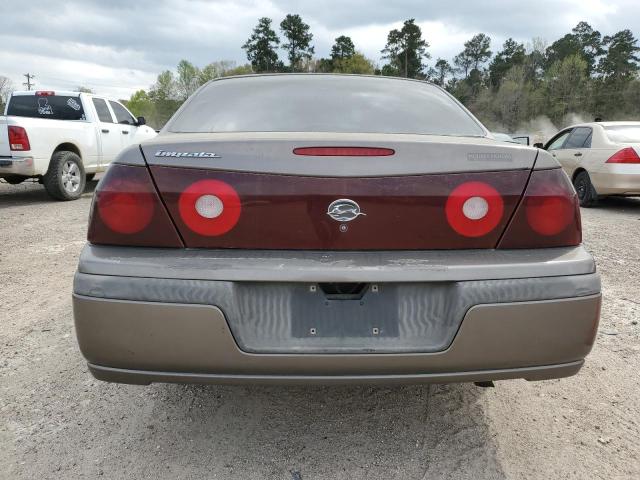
[533,142,544,149]
[136,116,146,126]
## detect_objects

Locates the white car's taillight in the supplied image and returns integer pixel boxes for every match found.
[606,147,640,164]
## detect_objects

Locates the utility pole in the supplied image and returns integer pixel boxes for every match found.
[23,73,35,91]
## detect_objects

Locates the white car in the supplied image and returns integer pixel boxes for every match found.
[0,90,157,200]
[543,121,640,207]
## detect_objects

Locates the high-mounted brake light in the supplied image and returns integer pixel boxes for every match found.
[498,168,580,249]
[606,147,640,164]
[88,164,182,247]
[35,91,55,96]
[293,147,395,156]
[445,181,504,237]
[8,126,31,151]
[178,179,241,236]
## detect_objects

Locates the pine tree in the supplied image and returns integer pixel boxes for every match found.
[280,14,315,72]
[242,17,281,73]
[331,36,356,61]
[381,19,430,78]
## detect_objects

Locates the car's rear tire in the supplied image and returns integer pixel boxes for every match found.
[43,151,86,201]
[573,171,598,207]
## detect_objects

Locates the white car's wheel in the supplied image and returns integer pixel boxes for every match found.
[573,171,598,208]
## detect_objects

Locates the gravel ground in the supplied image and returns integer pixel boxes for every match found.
[1,178,639,480]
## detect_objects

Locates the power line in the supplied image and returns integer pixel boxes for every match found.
[23,73,35,90]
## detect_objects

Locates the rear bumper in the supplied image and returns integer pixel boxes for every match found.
[73,244,601,385]
[74,293,600,384]
[89,361,586,386]
[592,167,640,195]
[0,155,36,177]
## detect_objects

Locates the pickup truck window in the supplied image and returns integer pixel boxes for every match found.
[7,95,85,121]
[109,101,135,125]
[92,98,114,123]
[91,98,114,123]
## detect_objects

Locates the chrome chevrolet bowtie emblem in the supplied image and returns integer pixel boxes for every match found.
[327,199,366,222]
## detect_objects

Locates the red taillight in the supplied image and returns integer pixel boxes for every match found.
[88,164,182,247]
[445,181,505,237]
[178,179,241,236]
[35,91,55,96]
[8,126,31,151]
[293,147,395,156]
[98,182,154,235]
[499,168,581,249]
[606,147,640,164]
[525,191,575,237]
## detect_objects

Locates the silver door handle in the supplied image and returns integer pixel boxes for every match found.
[574,152,582,157]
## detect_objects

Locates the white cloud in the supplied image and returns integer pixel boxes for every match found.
[0,0,638,99]
[0,46,157,99]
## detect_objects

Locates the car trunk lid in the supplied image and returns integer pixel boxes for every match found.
[141,133,536,250]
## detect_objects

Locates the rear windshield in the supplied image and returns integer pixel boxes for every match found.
[167,75,486,137]
[7,95,85,121]
[604,125,640,143]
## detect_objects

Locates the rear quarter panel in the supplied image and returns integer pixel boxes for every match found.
[582,127,635,193]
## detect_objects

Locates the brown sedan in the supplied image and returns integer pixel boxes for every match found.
[73,74,601,385]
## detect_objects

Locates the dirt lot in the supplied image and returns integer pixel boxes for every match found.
[1,178,639,480]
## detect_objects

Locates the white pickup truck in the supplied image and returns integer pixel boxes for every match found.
[0,90,157,200]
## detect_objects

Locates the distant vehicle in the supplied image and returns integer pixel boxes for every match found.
[73,74,600,387]
[541,121,640,207]
[0,90,157,200]
[492,132,530,146]
[511,134,530,146]
[491,132,515,143]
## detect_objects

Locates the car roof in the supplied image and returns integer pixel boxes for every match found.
[208,72,437,87]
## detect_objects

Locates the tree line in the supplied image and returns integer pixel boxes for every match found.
[2,15,638,134]
[123,14,379,128]
[443,22,640,132]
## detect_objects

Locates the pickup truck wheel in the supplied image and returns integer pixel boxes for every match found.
[43,151,86,201]
[573,171,598,207]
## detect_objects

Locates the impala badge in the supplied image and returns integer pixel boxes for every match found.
[327,199,366,222]
[155,150,221,158]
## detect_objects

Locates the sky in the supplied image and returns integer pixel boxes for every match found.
[1,0,639,99]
